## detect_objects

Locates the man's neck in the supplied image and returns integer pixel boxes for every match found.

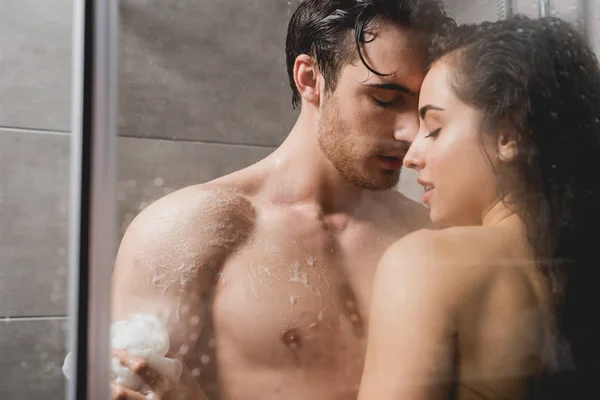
[255,112,370,215]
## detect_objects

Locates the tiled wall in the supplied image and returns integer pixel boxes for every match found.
[586,0,600,55]
[115,0,299,234]
[445,0,504,23]
[0,0,72,398]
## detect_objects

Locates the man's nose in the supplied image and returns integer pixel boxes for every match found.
[393,112,419,143]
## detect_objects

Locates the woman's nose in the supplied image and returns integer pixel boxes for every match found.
[403,139,425,170]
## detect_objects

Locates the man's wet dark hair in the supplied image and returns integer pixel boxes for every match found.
[285,0,455,109]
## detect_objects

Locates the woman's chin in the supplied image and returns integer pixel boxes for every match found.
[429,209,450,229]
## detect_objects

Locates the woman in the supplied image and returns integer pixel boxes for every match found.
[358,16,600,400]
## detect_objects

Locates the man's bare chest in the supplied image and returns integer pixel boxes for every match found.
[209,209,400,366]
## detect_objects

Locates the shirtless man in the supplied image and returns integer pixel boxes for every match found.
[110,1,454,399]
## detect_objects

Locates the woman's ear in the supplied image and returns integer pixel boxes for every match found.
[293,54,321,106]
[497,132,518,162]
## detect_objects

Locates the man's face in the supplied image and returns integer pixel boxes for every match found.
[317,21,425,190]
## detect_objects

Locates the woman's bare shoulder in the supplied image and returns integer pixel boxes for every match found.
[378,226,540,311]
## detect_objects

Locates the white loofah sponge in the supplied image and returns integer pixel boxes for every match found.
[63,314,183,391]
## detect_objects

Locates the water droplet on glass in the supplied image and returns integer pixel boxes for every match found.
[178,344,190,355]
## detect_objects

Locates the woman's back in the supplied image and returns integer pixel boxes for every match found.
[359,217,553,400]
[436,224,553,399]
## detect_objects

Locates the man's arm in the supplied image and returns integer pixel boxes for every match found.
[358,230,457,400]
[111,186,255,393]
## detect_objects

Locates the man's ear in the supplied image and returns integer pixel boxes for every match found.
[293,54,321,106]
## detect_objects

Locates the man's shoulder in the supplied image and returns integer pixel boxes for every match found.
[141,183,254,223]
[376,189,432,228]
[124,183,256,250]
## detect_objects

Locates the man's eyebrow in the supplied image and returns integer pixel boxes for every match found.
[419,104,445,120]
[361,82,417,97]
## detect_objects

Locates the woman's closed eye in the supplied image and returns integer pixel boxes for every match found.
[425,128,441,139]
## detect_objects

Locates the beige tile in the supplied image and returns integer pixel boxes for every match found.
[0,0,72,131]
[0,129,69,317]
[118,0,298,146]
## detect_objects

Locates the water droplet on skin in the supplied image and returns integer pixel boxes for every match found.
[190,333,199,342]
[208,338,216,348]
[153,177,164,187]
[191,315,200,325]
[192,368,201,377]
[200,354,210,365]
[317,311,324,322]
[181,305,190,314]
[310,322,318,329]
[350,314,359,323]
[345,300,355,310]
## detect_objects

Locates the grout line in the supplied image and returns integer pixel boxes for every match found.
[0,126,70,136]
[119,134,280,149]
[0,315,68,322]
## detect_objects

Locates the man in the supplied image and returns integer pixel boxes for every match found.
[111,1,454,399]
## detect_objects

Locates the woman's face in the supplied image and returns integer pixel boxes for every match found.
[404,61,501,228]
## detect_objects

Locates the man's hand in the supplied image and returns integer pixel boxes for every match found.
[111,349,209,400]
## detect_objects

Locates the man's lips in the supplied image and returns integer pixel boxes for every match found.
[378,155,404,170]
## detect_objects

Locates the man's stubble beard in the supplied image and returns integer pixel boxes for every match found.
[316,95,401,191]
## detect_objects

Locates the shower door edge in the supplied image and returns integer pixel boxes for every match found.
[67,0,118,399]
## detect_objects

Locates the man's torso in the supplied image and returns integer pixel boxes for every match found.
[178,185,427,400]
